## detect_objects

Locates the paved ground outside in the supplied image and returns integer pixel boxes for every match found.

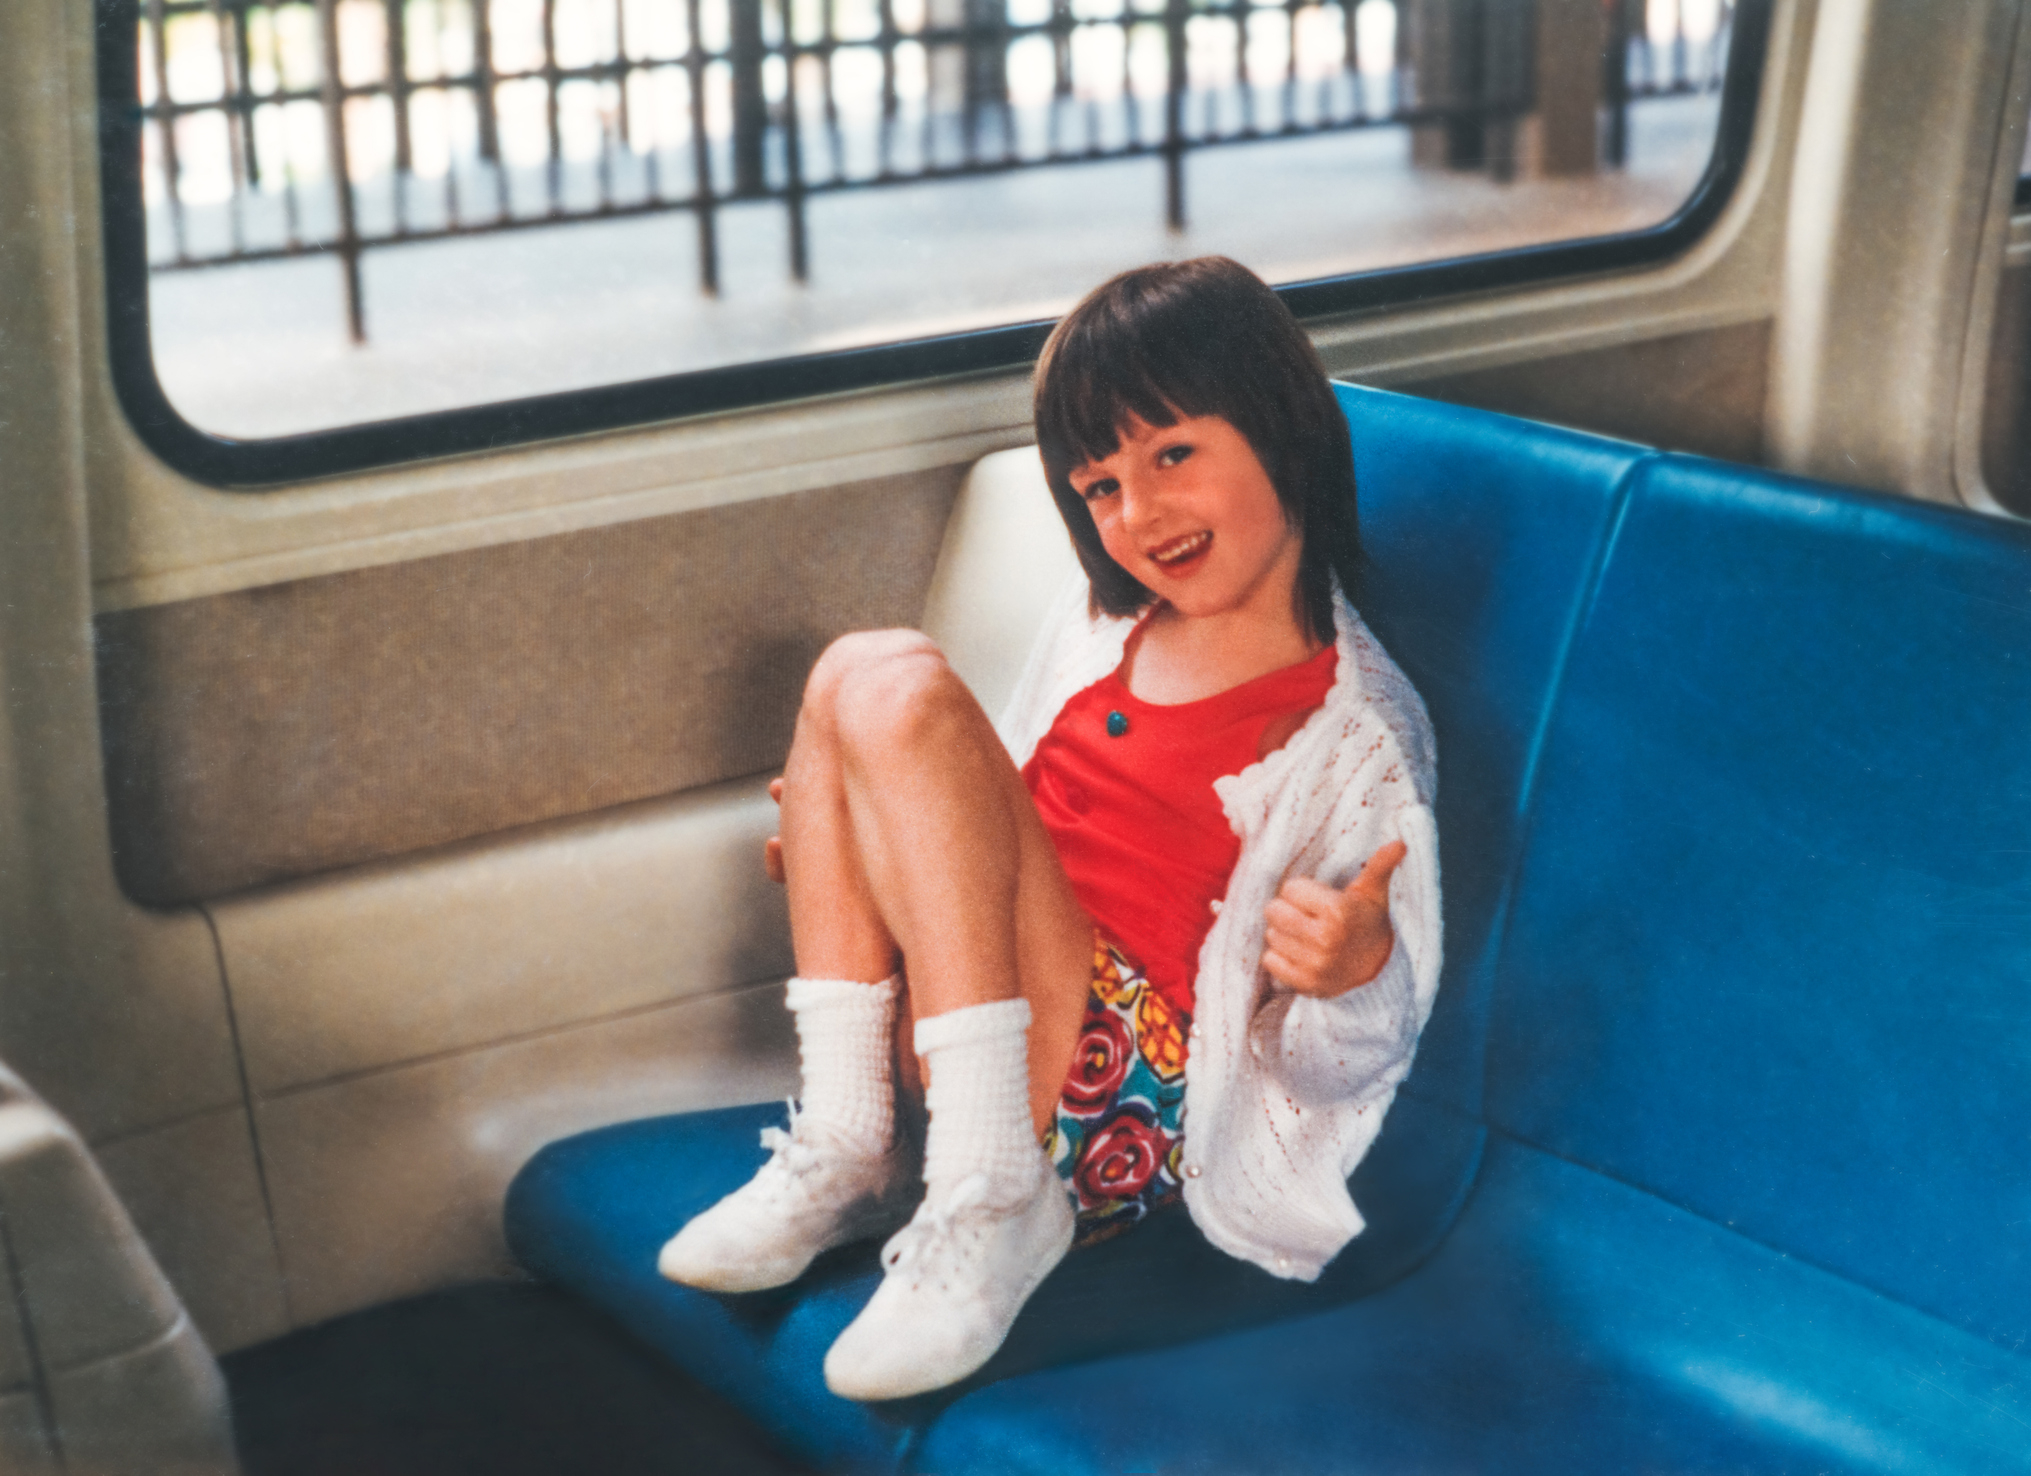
[150,95,1721,440]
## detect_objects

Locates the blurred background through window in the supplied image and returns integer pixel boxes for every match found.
[134,0,1737,439]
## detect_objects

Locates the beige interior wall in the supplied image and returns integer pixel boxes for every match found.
[1404,320,1772,464]
[97,470,962,904]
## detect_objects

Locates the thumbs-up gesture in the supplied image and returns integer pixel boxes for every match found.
[1261,840,1407,998]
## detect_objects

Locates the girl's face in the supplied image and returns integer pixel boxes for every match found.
[1068,413,1303,625]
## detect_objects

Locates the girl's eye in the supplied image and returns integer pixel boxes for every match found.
[1078,478,1119,504]
[1157,443,1193,467]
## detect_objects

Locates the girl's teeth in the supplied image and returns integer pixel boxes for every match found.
[1155,533,1209,563]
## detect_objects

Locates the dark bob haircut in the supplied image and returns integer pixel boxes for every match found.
[1032,255,1360,644]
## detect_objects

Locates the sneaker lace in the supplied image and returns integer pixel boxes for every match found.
[881,1172,992,1281]
[757,1097,820,1169]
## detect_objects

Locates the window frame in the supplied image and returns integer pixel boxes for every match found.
[95,0,1775,490]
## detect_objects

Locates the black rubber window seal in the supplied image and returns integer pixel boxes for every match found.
[94,0,1773,490]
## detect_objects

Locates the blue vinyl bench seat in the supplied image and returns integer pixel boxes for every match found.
[506,386,2031,1474]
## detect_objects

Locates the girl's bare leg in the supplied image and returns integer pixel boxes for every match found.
[779,630,1095,1134]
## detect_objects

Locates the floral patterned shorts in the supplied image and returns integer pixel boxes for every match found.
[1044,935,1192,1247]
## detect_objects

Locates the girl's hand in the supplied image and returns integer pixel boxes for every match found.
[1261,841,1407,997]
[764,777,786,884]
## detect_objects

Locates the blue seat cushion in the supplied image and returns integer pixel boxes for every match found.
[505,1095,1481,1473]
[912,1134,2031,1475]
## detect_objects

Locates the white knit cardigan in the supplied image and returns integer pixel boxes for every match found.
[998,576,1442,1281]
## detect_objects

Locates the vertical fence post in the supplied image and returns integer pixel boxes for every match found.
[1228,0,1251,134]
[1045,0,1071,152]
[207,0,249,250]
[473,0,502,164]
[145,0,190,260]
[232,0,262,185]
[731,0,770,194]
[317,0,367,341]
[1163,0,1187,228]
[386,0,413,232]
[878,0,900,173]
[816,0,845,177]
[542,0,563,211]
[1282,0,1301,129]
[1602,0,1632,166]
[685,0,722,292]
[614,0,636,147]
[1343,0,1363,118]
[782,0,810,280]
[386,0,411,171]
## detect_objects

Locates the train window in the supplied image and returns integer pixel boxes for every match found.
[99,0,1771,485]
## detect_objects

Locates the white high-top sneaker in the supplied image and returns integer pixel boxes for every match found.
[822,1157,1074,1400]
[658,1102,920,1294]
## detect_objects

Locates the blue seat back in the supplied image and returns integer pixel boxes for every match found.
[1338,383,1648,1117]
[1489,454,2031,1350]
[1328,384,1649,1274]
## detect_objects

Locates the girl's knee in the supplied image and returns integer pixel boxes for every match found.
[803,630,942,732]
[831,639,972,757]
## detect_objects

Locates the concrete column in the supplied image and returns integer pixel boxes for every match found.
[1404,0,1534,176]
[1529,0,1606,175]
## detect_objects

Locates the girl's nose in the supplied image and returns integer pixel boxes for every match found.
[1116,472,1155,532]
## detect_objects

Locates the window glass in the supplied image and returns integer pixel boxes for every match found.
[117,0,1750,452]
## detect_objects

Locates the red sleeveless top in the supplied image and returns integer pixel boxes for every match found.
[1022,640,1338,1018]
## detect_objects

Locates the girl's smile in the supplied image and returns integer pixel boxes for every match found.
[1068,413,1302,624]
[1148,529,1212,573]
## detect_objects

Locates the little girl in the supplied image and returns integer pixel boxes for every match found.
[659,255,1441,1403]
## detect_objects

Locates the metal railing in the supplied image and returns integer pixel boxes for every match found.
[135,0,1734,342]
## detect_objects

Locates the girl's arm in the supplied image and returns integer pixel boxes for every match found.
[1248,801,1442,1111]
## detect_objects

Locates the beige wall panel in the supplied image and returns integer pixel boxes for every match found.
[0,1225,32,1392]
[0,1390,58,1476]
[255,979,796,1329]
[1406,321,1772,465]
[96,469,962,905]
[16,906,241,1149]
[45,1323,238,1476]
[214,774,790,1095]
[95,1108,288,1357]
[0,0,241,1157]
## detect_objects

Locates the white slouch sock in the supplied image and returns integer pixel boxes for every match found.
[784,975,898,1158]
[913,998,1041,1203]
